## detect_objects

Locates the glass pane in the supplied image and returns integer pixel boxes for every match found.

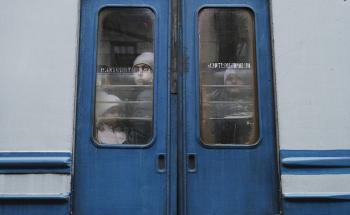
[199,8,259,145]
[94,8,155,145]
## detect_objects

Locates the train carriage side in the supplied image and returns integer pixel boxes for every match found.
[0,0,349,214]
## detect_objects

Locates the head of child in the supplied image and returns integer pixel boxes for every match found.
[96,119,127,144]
[95,91,126,144]
[224,69,252,95]
[132,52,154,85]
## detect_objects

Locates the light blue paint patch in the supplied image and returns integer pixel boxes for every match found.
[281,150,350,175]
[284,193,350,201]
[282,157,350,167]
[0,193,70,201]
[0,152,72,174]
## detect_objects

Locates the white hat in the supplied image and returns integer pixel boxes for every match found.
[95,91,121,117]
[133,52,154,70]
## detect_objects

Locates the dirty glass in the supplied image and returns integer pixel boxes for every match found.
[199,8,259,145]
[94,8,154,145]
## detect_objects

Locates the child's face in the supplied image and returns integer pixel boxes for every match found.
[225,74,245,94]
[133,63,153,85]
[98,124,126,144]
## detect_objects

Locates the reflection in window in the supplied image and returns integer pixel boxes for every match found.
[199,8,259,145]
[94,8,155,145]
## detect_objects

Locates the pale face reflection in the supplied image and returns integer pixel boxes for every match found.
[133,63,153,85]
[97,125,127,144]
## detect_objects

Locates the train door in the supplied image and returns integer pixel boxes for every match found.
[181,0,279,214]
[73,0,279,214]
[73,1,170,214]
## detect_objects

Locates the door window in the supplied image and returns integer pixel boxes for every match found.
[199,8,259,145]
[94,7,155,145]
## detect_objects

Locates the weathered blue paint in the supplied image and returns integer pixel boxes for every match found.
[0,152,71,174]
[181,0,279,214]
[0,202,70,215]
[282,157,350,167]
[73,0,170,215]
[281,150,350,175]
[169,95,178,215]
[283,201,350,215]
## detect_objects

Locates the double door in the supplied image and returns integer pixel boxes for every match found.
[74,0,279,214]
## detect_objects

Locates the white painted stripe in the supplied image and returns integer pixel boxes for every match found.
[272,0,350,150]
[0,0,79,151]
[0,174,70,194]
[282,174,350,194]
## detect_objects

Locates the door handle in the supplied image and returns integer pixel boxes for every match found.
[187,154,197,172]
[157,154,166,172]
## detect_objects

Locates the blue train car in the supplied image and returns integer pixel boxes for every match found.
[0,0,349,214]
